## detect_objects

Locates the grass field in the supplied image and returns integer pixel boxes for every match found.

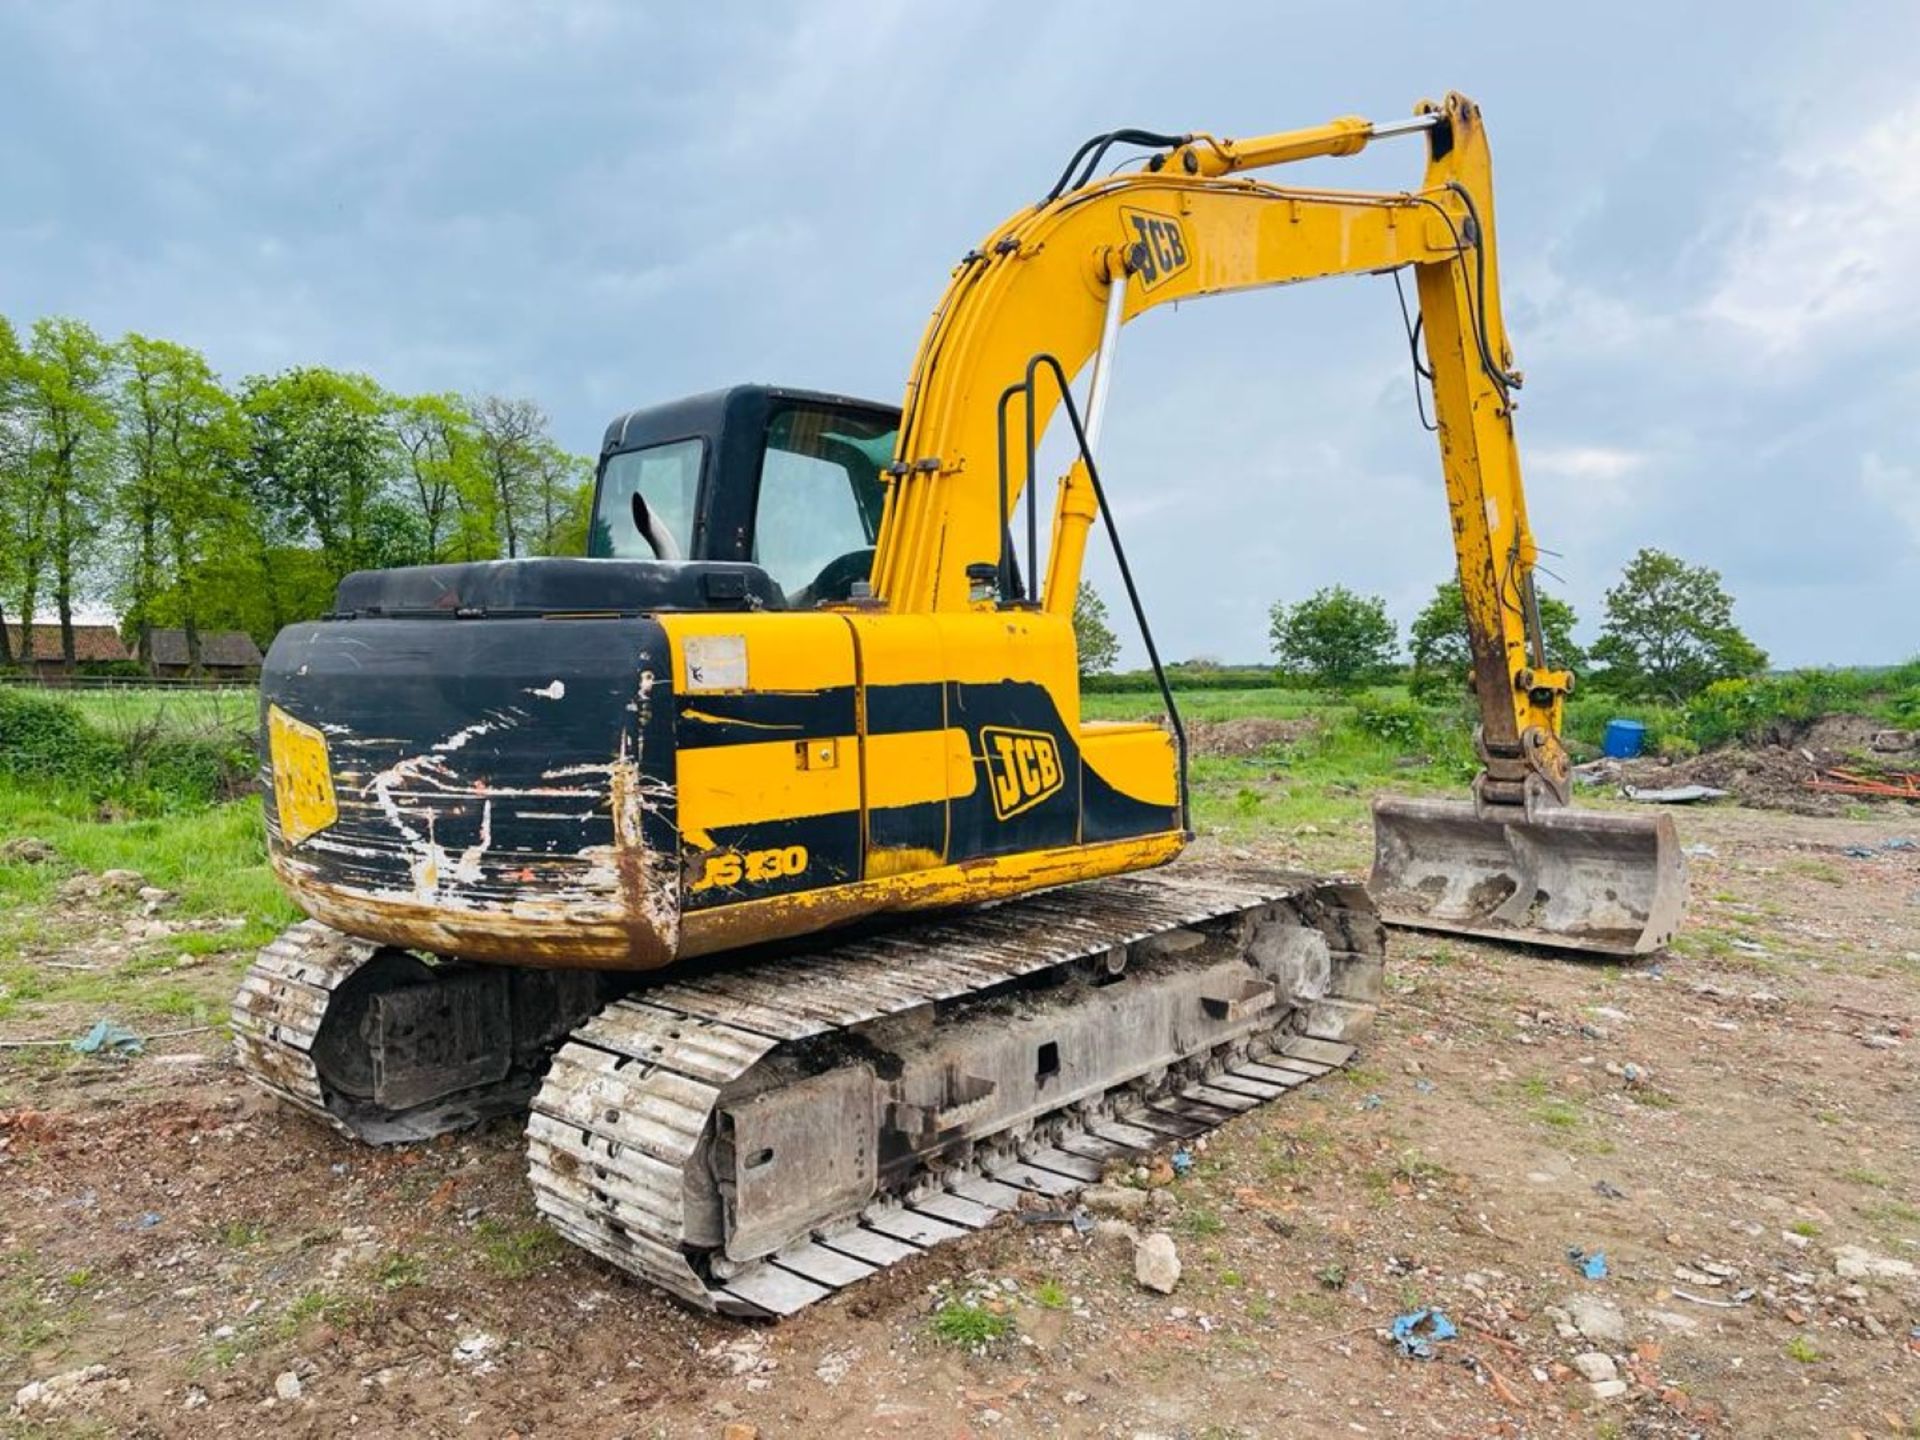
[52,685,257,738]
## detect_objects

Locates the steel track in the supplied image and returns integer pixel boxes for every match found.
[232,869,1382,1318]
[525,869,1381,1315]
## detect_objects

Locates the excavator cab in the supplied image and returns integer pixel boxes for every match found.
[588,385,899,609]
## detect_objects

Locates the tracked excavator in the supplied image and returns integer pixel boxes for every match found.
[235,93,1686,1316]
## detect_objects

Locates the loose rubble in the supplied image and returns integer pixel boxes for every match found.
[1133,1232,1181,1294]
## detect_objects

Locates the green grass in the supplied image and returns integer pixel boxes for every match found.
[0,778,295,1052]
[1865,1199,1920,1231]
[476,1220,568,1279]
[0,783,286,925]
[1031,1278,1069,1310]
[1532,1098,1584,1130]
[930,1299,1013,1347]
[1081,684,1369,724]
[277,1288,365,1336]
[1086,684,1480,844]
[1784,1334,1822,1364]
[56,687,257,738]
[1174,1207,1227,1238]
[0,1249,86,1361]
[375,1251,426,1291]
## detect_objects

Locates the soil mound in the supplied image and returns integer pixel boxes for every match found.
[1613,714,1919,814]
[1186,716,1321,758]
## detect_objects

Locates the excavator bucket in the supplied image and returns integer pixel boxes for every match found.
[1368,797,1688,957]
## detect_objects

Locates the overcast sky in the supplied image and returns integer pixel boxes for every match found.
[5,2,1916,667]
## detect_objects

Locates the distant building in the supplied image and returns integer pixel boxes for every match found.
[148,628,265,680]
[2,623,131,679]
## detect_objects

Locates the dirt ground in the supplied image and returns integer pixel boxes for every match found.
[3,802,1917,1439]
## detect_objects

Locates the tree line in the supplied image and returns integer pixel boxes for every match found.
[1268,548,1767,700]
[0,313,592,671]
[1074,547,1769,702]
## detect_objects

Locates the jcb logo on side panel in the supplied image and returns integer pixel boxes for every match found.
[981,727,1064,820]
[1119,207,1190,291]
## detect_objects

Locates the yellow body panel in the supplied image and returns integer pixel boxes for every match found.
[1079,722,1179,809]
[675,736,860,829]
[865,729,975,808]
[662,610,857,694]
[675,830,1186,961]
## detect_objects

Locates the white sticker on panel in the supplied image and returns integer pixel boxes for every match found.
[684,633,748,691]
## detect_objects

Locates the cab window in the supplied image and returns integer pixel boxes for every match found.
[753,406,894,605]
[591,438,703,559]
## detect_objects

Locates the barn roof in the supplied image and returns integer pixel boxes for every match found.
[148,629,264,668]
[4,624,131,662]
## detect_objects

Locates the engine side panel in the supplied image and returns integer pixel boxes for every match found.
[261,615,681,967]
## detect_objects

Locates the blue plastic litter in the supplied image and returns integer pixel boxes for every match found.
[1414,1078,1437,1094]
[1359,1093,1384,1111]
[1169,1148,1194,1177]
[1390,1307,1457,1358]
[1567,1246,1609,1280]
[71,1020,143,1057]
[137,1212,161,1229]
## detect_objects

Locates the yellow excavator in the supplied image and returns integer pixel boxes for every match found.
[235,93,1685,1315]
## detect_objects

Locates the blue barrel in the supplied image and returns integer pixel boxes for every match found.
[1602,719,1646,759]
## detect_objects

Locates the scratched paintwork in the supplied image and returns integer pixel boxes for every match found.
[261,613,686,969]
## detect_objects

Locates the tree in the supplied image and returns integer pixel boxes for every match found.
[1589,548,1766,699]
[525,441,593,555]
[1408,577,1583,701]
[118,335,245,669]
[240,367,398,585]
[393,393,495,563]
[471,395,545,557]
[17,318,118,669]
[1269,585,1398,690]
[0,315,26,666]
[1072,581,1120,675]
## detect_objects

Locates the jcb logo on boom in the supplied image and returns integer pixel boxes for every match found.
[981,726,1065,820]
[1119,207,1190,291]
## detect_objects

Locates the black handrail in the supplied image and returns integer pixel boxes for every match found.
[993,383,1024,602]
[994,352,1190,833]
